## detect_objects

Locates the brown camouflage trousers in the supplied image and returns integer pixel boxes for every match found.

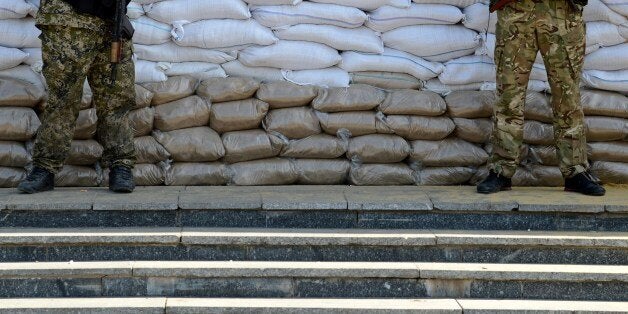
[488,0,589,178]
[33,25,136,173]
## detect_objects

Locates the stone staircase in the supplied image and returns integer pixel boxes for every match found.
[0,186,627,313]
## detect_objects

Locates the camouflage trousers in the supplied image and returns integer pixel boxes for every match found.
[488,0,589,178]
[33,25,136,173]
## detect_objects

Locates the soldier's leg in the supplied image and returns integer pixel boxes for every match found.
[488,1,539,178]
[536,0,589,178]
[32,26,99,173]
[88,37,136,169]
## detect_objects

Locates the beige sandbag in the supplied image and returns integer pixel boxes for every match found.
[143,75,198,105]
[134,136,170,164]
[66,140,103,165]
[264,107,321,139]
[197,77,260,103]
[524,92,552,123]
[0,107,41,141]
[349,163,415,186]
[222,130,283,164]
[416,167,475,186]
[133,164,165,186]
[0,78,45,107]
[256,81,318,108]
[453,118,492,143]
[165,162,230,186]
[81,81,92,110]
[385,115,455,141]
[312,84,386,112]
[230,158,298,186]
[74,108,97,140]
[523,120,554,145]
[591,161,628,184]
[317,111,392,137]
[0,141,30,167]
[445,90,495,118]
[588,142,628,163]
[512,165,564,187]
[410,139,489,167]
[527,145,558,166]
[379,90,446,116]
[348,134,410,164]
[585,117,628,142]
[294,159,350,185]
[0,166,25,188]
[154,95,210,132]
[581,89,628,118]
[210,98,269,133]
[280,134,347,159]
[134,84,155,109]
[153,127,225,162]
[55,165,99,187]
[129,107,155,137]
[350,71,421,90]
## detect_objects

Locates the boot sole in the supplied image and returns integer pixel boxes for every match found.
[109,186,135,193]
[477,186,512,194]
[17,185,53,194]
[564,188,605,196]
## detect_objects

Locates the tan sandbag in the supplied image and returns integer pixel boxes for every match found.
[0,107,41,141]
[0,78,46,107]
[134,84,155,109]
[229,157,298,185]
[410,139,489,167]
[385,115,455,141]
[453,118,492,143]
[523,120,554,145]
[591,161,628,184]
[445,90,495,118]
[581,89,628,118]
[154,95,210,132]
[588,142,628,163]
[294,159,350,185]
[379,90,446,116]
[153,127,225,162]
[350,71,421,90]
[416,167,476,185]
[349,163,415,186]
[66,140,103,165]
[312,84,386,113]
[129,107,155,137]
[222,130,283,164]
[210,99,269,133]
[81,81,92,110]
[317,111,392,137]
[74,108,98,140]
[0,166,25,188]
[133,164,165,186]
[143,75,198,105]
[264,107,321,139]
[55,165,99,187]
[256,81,318,108]
[197,77,260,103]
[280,134,347,159]
[134,136,170,164]
[0,141,30,167]
[348,134,410,164]
[527,145,558,166]
[524,92,552,123]
[512,165,564,187]
[585,117,628,142]
[165,162,230,186]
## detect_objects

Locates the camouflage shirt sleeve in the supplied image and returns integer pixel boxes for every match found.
[36,0,108,32]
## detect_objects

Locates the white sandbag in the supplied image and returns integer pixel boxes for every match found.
[250,2,367,28]
[339,48,443,80]
[412,0,486,8]
[308,0,410,11]
[584,0,627,24]
[0,46,28,71]
[439,55,494,85]
[127,2,144,19]
[584,43,628,71]
[282,67,351,87]
[134,42,237,63]
[366,4,464,32]
[244,0,302,4]
[21,47,41,66]
[159,62,226,79]
[275,25,384,54]
[174,19,277,49]
[383,24,480,62]
[586,21,625,47]
[144,0,251,24]
[0,18,40,48]
[222,61,286,83]
[0,0,36,19]
[239,41,341,70]
[135,60,167,83]
[582,69,628,93]
[462,3,497,33]
[423,79,487,95]
[130,16,172,45]
[602,0,628,17]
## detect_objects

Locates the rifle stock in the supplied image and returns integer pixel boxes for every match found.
[110,0,125,85]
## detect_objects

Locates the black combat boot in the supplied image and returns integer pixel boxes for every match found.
[109,165,135,193]
[564,171,606,196]
[477,170,512,194]
[17,166,55,194]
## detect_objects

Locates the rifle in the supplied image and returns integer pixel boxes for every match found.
[490,0,517,12]
[110,0,126,85]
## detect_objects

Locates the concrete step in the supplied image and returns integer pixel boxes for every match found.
[1,186,627,231]
[2,298,628,313]
[0,261,626,300]
[1,228,627,264]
